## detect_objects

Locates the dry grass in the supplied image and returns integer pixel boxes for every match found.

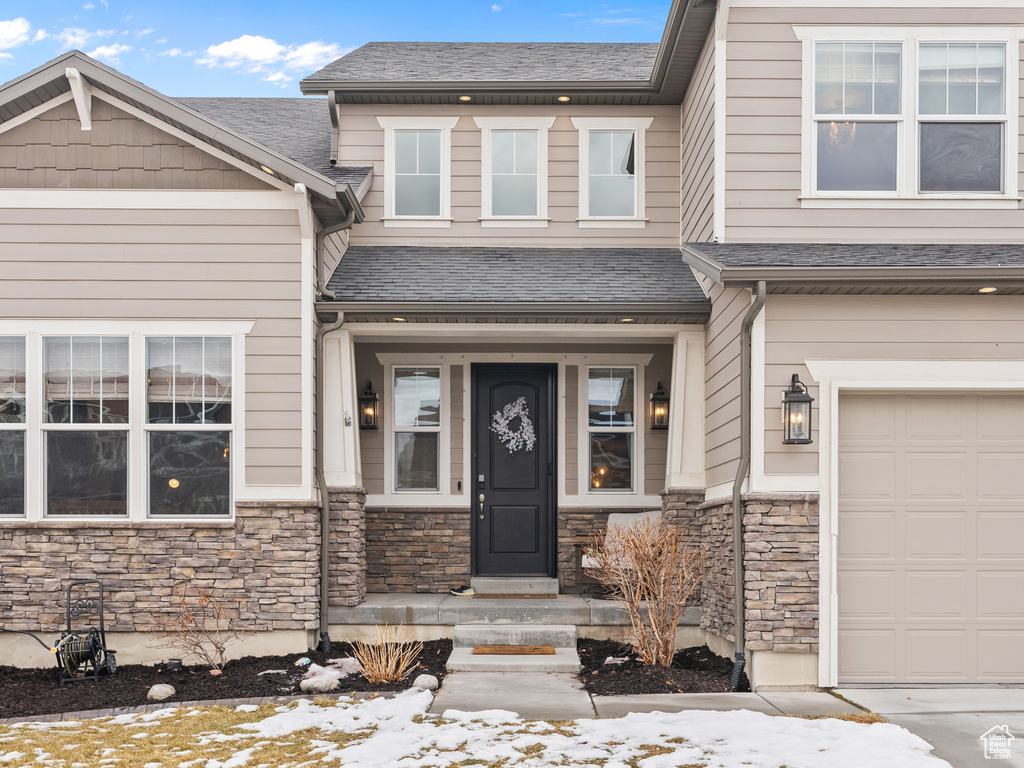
[352,623,424,684]
[587,517,705,667]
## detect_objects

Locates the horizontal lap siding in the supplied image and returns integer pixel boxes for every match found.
[338,105,680,247]
[704,280,750,490]
[681,26,716,243]
[0,207,304,487]
[725,6,1024,242]
[763,294,1024,477]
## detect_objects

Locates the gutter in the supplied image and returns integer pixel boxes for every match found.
[731,279,765,691]
[320,299,711,320]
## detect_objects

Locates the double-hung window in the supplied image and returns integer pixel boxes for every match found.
[0,337,26,516]
[377,116,459,227]
[474,117,554,226]
[392,366,441,492]
[586,367,636,492]
[571,117,653,227]
[800,28,1018,201]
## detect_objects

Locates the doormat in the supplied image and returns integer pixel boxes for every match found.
[472,645,556,655]
[472,593,557,599]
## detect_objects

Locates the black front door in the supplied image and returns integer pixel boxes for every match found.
[472,364,555,576]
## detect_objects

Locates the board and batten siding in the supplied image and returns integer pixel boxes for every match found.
[724,5,1024,242]
[681,25,716,243]
[337,105,681,247]
[763,294,1024,478]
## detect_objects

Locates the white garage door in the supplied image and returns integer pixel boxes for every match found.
[838,392,1024,683]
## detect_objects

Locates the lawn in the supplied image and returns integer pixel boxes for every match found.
[0,689,951,768]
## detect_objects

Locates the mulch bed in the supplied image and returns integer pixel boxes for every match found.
[0,639,452,720]
[578,638,751,695]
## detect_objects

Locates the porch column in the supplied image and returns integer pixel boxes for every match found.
[665,330,705,489]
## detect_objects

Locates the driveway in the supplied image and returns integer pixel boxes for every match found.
[836,688,1024,767]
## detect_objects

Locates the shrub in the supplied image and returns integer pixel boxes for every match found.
[352,624,423,684]
[149,581,248,671]
[587,517,705,667]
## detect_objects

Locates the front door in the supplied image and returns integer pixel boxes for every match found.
[472,364,556,576]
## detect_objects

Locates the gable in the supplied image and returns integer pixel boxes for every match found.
[0,97,275,191]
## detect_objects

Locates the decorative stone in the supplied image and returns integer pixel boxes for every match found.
[300,674,340,693]
[147,684,176,701]
[412,674,439,691]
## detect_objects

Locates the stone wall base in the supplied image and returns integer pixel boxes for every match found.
[328,487,367,607]
[365,507,470,593]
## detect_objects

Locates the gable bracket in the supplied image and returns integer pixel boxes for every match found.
[65,67,93,131]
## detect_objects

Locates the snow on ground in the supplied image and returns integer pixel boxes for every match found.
[0,689,952,768]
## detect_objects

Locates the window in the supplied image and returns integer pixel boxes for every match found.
[393,366,441,492]
[474,117,554,226]
[377,116,459,227]
[0,332,235,520]
[587,367,636,492]
[800,28,1018,201]
[571,117,653,226]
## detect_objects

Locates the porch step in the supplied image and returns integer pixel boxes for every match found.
[441,596,591,625]
[454,624,577,648]
[446,647,581,673]
[470,577,560,595]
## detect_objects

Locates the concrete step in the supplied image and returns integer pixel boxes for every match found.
[470,577,560,595]
[440,595,591,625]
[453,623,577,648]
[446,647,582,673]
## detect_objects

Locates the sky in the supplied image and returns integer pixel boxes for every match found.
[0,1,671,97]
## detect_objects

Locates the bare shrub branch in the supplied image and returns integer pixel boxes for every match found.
[352,624,423,684]
[148,581,249,671]
[587,517,705,667]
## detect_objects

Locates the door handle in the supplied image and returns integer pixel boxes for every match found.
[478,493,485,519]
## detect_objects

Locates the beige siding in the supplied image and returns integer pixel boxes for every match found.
[338,105,680,247]
[705,281,751,489]
[450,364,464,494]
[763,294,1024,477]
[644,349,672,495]
[564,365,579,497]
[321,228,349,284]
[681,25,716,243]
[354,344,386,495]
[724,6,1024,242]
[0,99,272,190]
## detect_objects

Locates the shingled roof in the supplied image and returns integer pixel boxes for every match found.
[177,97,371,193]
[305,42,659,85]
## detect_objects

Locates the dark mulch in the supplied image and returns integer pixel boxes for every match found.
[0,639,452,720]
[578,638,751,695]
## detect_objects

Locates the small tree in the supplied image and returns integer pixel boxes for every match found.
[149,581,248,671]
[587,517,704,667]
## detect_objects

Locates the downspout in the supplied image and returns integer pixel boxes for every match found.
[316,308,344,653]
[731,279,765,690]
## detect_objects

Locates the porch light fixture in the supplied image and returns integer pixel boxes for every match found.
[458,95,472,102]
[650,381,669,430]
[392,317,407,322]
[358,381,379,430]
[979,286,998,294]
[557,96,570,103]
[781,373,814,444]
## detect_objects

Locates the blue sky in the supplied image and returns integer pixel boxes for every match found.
[0,2,670,96]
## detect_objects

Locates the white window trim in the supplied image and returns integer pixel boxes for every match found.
[0,321,251,523]
[383,363,450,498]
[571,116,654,225]
[377,116,460,227]
[795,26,1023,207]
[580,365,644,497]
[474,116,554,227]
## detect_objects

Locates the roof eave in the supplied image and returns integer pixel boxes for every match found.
[301,78,655,97]
[719,265,1024,285]
[318,299,710,319]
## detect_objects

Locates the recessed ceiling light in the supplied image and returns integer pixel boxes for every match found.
[979,286,998,294]
[458,95,472,102]
[619,318,635,323]
[259,165,274,175]
[392,317,407,322]
[557,95,570,103]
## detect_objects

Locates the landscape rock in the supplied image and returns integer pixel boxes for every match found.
[147,684,176,701]
[300,674,340,693]
[412,674,439,691]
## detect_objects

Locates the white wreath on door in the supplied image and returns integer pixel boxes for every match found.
[490,396,536,454]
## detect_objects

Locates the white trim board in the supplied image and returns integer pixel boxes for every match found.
[802,357,1024,688]
[376,115,460,226]
[0,92,74,137]
[0,189,299,209]
[571,116,653,225]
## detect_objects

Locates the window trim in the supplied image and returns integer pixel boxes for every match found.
[0,322,249,522]
[580,364,644,497]
[795,26,1022,206]
[0,336,27,518]
[377,116,460,227]
[473,116,554,227]
[571,117,654,226]
[384,363,449,496]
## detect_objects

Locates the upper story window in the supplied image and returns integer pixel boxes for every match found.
[377,116,460,228]
[797,27,1019,204]
[571,117,653,227]
[474,117,554,227]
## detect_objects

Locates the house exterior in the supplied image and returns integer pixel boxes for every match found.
[1,0,1022,691]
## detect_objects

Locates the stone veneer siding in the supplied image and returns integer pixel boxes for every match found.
[698,493,820,652]
[364,507,471,593]
[328,487,366,607]
[0,501,321,633]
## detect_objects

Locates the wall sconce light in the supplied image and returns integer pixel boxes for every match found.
[782,373,814,444]
[650,381,669,430]
[358,381,379,430]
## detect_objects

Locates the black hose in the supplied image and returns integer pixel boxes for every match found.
[730,652,746,691]
[0,627,55,651]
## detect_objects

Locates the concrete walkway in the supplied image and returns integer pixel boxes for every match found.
[837,688,1024,767]
[430,671,864,720]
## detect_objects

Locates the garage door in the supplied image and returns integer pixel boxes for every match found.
[838,393,1024,683]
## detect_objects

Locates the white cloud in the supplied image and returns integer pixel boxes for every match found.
[197,34,349,84]
[83,2,95,8]
[157,47,193,57]
[32,29,48,42]
[492,4,503,10]
[137,28,154,37]
[88,42,131,63]
[0,18,32,50]
[0,52,12,61]
[56,26,115,50]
